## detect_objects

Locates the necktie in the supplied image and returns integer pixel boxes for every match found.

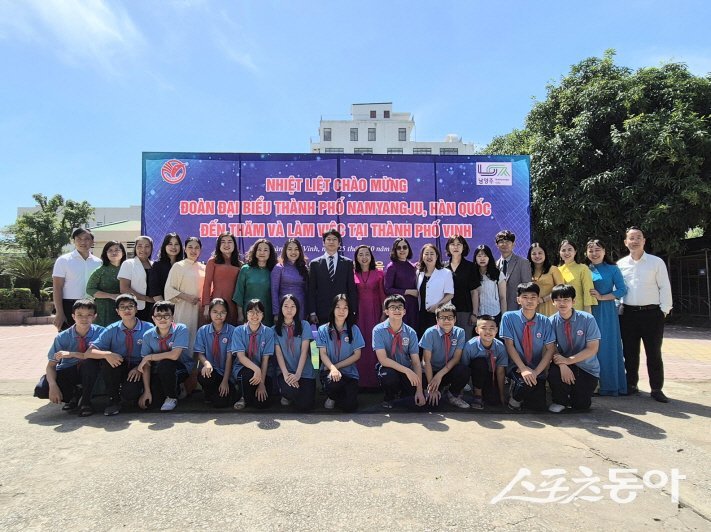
[328,255,335,280]
[123,328,135,366]
[388,326,402,360]
[443,331,452,364]
[286,323,295,357]
[248,330,258,360]
[522,319,535,365]
[502,259,508,277]
[212,330,222,367]
[331,328,343,360]
[564,320,573,356]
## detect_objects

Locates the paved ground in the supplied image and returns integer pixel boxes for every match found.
[1,323,710,530]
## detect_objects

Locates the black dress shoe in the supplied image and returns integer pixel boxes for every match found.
[622,386,639,396]
[651,390,670,403]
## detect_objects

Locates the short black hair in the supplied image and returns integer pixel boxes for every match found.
[516,282,540,296]
[551,284,576,300]
[476,314,498,326]
[445,235,470,258]
[152,300,175,314]
[383,294,406,310]
[495,230,515,243]
[72,298,97,313]
[115,294,138,309]
[71,227,94,240]
[435,302,457,317]
[322,229,342,243]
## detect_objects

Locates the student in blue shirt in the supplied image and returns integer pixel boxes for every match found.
[34,299,104,416]
[85,294,153,416]
[374,294,425,409]
[548,284,602,413]
[419,303,470,409]
[462,315,509,409]
[231,299,275,410]
[500,282,556,411]
[317,294,364,412]
[136,301,192,412]
[274,294,316,412]
[194,298,236,408]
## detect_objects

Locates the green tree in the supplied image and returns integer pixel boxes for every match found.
[485,50,711,258]
[10,194,94,259]
[4,256,54,299]
[479,128,533,155]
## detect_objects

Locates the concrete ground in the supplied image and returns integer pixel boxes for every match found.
[1,324,710,531]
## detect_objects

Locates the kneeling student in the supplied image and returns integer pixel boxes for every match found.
[231,299,275,410]
[419,303,470,409]
[317,295,364,412]
[34,299,104,416]
[462,315,508,409]
[500,283,556,411]
[274,294,316,412]
[85,294,153,416]
[548,284,601,412]
[194,298,236,408]
[373,294,425,409]
[136,301,193,412]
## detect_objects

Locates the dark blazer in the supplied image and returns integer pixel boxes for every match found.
[308,253,358,323]
[496,253,532,312]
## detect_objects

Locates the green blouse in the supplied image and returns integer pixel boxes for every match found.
[86,264,121,326]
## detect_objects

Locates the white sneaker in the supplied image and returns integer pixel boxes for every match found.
[447,392,470,409]
[233,397,246,410]
[160,398,177,411]
[548,403,566,413]
[324,398,336,410]
[280,397,291,406]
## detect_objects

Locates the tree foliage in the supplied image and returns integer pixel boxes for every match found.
[485,50,711,258]
[10,194,94,259]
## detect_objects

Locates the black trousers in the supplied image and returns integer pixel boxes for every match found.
[60,299,78,331]
[197,371,235,408]
[376,364,416,401]
[34,365,82,402]
[469,357,503,405]
[508,369,547,411]
[424,363,470,396]
[99,360,144,404]
[620,306,665,390]
[278,374,316,412]
[321,373,359,413]
[236,367,272,408]
[149,359,188,407]
[548,364,598,410]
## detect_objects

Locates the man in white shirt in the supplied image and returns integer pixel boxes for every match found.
[617,227,673,403]
[52,228,102,331]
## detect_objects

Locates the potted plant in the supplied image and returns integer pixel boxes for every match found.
[0,288,39,325]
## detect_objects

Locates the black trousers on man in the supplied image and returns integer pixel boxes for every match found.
[620,306,665,390]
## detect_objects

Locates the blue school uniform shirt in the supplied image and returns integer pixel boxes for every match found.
[230,323,275,378]
[419,325,465,372]
[141,323,194,372]
[316,323,365,381]
[500,310,556,369]
[194,323,236,376]
[549,310,602,378]
[372,320,419,369]
[90,319,153,368]
[48,324,105,370]
[273,320,315,379]
[462,336,509,371]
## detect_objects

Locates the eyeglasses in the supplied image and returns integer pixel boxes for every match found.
[396,245,409,250]
[437,315,456,321]
[153,313,172,320]
[118,305,136,311]
[387,305,405,311]
[247,309,264,316]
[211,310,228,316]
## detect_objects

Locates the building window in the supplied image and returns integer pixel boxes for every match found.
[384,110,390,118]
[368,128,376,141]
[370,110,376,118]
[323,128,331,142]
[398,128,407,141]
[440,148,459,155]
[324,148,344,153]
[387,148,403,154]
[413,148,432,154]
[354,148,373,154]
[350,128,358,141]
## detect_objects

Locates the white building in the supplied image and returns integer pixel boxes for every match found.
[310,102,477,155]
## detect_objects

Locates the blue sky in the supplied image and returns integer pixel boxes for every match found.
[1,0,709,229]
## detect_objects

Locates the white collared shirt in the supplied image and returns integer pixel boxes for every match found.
[118,257,152,310]
[617,252,673,314]
[52,249,102,299]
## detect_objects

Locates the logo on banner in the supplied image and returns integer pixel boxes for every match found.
[476,163,512,186]
[161,159,187,184]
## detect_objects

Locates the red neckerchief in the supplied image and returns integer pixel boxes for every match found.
[212,327,222,367]
[74,326,89,353]
[442,328,452,364]
[158,324,174,352]
[331,327,344,360]
[564,317,574,356]
[387,324,403,360]
[285,322,295,357]
[522,318,535,365]
[248,327,259,360]
[123,322,137,367]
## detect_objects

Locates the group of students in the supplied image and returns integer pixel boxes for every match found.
[39,224,672,416]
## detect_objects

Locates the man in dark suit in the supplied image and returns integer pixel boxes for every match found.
[495,230,532,312]
[308,229,358,324]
